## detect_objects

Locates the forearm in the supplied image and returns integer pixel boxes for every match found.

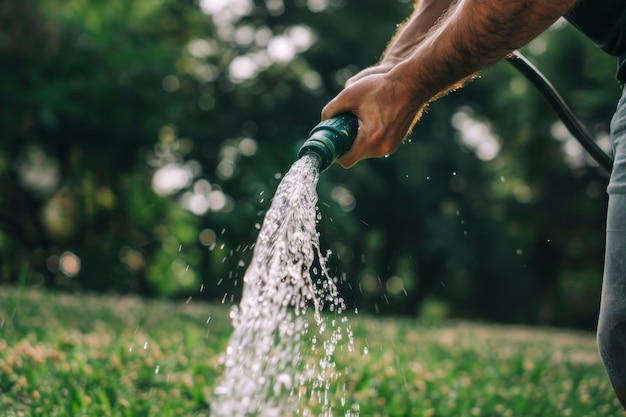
[391,0,576,108]
[379,0,454,65]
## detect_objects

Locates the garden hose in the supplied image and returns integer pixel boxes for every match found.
[297,112,359,172]
[299,53,614,174]
[506,51,614,173]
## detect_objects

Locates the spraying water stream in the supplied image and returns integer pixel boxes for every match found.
[211,153,358,416]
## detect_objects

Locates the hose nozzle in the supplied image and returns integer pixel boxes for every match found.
[297,113,358,172]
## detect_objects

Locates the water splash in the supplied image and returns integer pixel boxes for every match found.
[211,155,356,416]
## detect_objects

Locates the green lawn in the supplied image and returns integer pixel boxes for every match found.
[0,287,622,416]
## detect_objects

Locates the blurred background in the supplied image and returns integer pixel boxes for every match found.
[1,0,622,329]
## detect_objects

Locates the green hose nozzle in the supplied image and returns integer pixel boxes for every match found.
[297,113,359,172]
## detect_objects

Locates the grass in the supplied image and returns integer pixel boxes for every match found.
[0,286,622,417]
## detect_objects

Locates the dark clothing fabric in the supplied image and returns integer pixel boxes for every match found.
[609,87,626,194]
[565,0,626,82]
[598,71,626,406]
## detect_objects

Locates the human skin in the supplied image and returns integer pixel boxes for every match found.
[321,0,576,168]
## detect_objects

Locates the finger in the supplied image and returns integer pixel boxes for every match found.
[337,141,378,168]
[336,119,374,168]
[321,94,352,121]
[345,71,373,88]
[335,122,363,168]
[336,147,363,168]
[345,66,392,87]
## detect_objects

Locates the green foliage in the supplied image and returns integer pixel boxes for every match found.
[0,288,622,416]
[0,0,622,326]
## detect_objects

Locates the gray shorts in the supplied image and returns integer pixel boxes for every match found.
[608,86,626,194]
[598,85,626,390]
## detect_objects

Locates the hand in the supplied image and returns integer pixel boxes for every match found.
[344,62,396,87]
[321,70,425,168]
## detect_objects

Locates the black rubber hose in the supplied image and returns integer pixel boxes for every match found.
[506,50,613,173]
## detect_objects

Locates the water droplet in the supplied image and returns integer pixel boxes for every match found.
[210,157,355,415]
[254,223,261,230]
[516,249,523,255]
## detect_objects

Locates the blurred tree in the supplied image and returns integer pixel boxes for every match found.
[0,0,209,294]
[0,0,620,328]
